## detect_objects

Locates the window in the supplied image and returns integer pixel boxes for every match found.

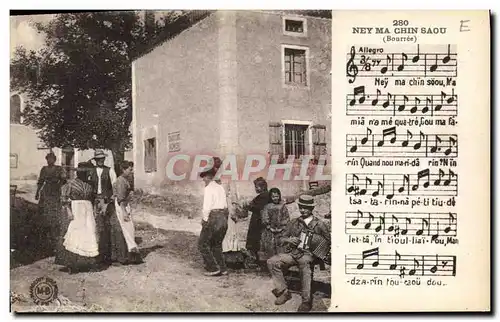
[269,122,327,164]
[10,95,21,124]
[284,124,308,159]
[285,19,304,33]
[168,131,181,152]
[283,17,307,37]
[283,46,309,87]
[10,154,18,168]
[144,138,157,173]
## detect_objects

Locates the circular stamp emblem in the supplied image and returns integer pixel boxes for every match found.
[29,276,58,305]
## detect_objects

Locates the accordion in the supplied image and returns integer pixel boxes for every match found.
[298,231,331,265]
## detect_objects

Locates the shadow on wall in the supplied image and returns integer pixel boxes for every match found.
[10,197,55,269]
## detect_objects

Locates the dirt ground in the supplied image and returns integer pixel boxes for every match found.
[10,184,331,313]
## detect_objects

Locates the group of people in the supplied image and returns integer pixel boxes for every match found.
[35,150,142,273]
[197,168,331,312]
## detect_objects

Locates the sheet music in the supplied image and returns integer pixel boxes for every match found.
[331,11,489,311]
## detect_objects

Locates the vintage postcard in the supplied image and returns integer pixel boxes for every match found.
[9,9,490,313]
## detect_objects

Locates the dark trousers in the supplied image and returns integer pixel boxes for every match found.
[267,252,315,303]
[94,196,111,264]
[198,209,229,272]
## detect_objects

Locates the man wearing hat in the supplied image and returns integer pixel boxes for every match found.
[198,168,229,276]
[267,195,331,312]
[88,149,117,264]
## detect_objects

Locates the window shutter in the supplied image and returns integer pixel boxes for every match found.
[311,125,327,165]
[269,122,284,163]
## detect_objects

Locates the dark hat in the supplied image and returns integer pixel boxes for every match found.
[45,152,56,160]
[200,168,217,178]
[297,195,316,208]
[93,149,107,159]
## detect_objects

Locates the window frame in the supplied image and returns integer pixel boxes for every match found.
[281,44,310,89]
[281,120,313,161]
[282,16,308,37]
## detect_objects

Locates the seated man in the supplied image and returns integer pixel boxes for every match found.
[267,195,331,312]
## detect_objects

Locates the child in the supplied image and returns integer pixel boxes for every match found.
[258,188,290,263]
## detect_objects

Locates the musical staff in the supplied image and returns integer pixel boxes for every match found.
[345,211,457,237]
[346,126,458,158]
[346,168,458,197]
[345,247,457,277]
[346,87,458,117]
[346,44,457,82]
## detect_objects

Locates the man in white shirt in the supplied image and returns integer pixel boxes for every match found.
[197,168,229,276]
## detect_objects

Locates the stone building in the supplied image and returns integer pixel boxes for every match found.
[132,10,331,198]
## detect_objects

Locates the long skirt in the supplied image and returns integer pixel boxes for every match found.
[109,201,142,264]
[56,200,99,269]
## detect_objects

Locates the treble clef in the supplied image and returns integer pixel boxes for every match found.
[346,46,358,83]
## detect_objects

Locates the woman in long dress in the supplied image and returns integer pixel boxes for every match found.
[258,188,290,262]
[56,162,99,272]
[108,161,143,265]
[35,152,66,248]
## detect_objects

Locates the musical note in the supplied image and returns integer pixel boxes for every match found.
[390,251,401,270]
[434,169,445,186]
[356,247,380,270]
[382,93,393,109]
[430,54,439,72]
[412,169,430,191]
[443,169,456,186]
[364,212,374,230]
[377,126,397,147]
[401,217,411,235]
[349,86,365,105]
[430,254,438,274]
[398,174,409,193]
[430,135,442,154]
[361,127,372,145]
[398,95,409,113]
[443,213,456,234]
[413,131,426,150]
[416,218,429,236]
[359,176,372,196]
[372,181,383,197]
[445,137,457,156]
[423,97,431,114]
[374,215,385,233]
[410,97,420,114]
[431,222,440,241]
[347,174,359,193]
[442,44,451,64]
[412,44,420,63]
[381,54,392,74]
[372,89,381,106]
[350,137,358,153]
[352,210,363,226]
[397,53,408,71]
[402,129,412,148]
[387,215,399,233]
[409,258,420,276]
[386,182,395,200]
[346,46,358,83]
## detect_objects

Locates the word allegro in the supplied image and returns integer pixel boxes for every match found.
[164,154,330,181]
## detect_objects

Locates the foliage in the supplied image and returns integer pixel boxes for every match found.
[10,11,211,152]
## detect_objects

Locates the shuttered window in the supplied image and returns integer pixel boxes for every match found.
[284,48,307,86]
[311,125,327,164]
[144,138,157,173]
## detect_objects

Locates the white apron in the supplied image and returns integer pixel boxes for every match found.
[63,200,99,257]
[114,200,138,251]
